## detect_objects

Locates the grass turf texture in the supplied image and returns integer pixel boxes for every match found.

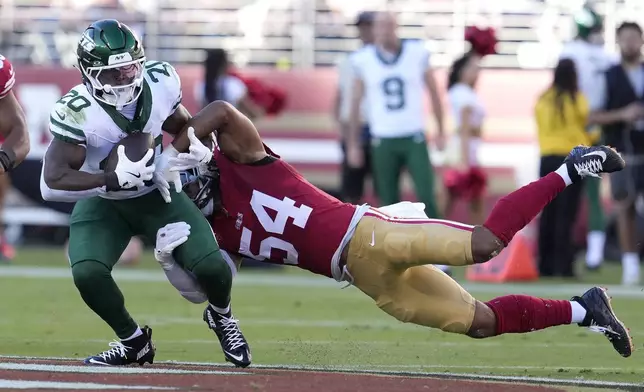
[0,248,641,385]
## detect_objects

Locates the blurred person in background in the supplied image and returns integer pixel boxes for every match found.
[334,11,374,204]
[348,11,445,219]
[201,49,264,120]
[559,5,613,272]
[0,55,30,260]
[535,59,593,278]
[444,26,497,225]
[591,21,644,285]
[444,53,486,224]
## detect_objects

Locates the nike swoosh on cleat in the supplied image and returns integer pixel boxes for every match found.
[582,151,607,162]
[87,358,112,366]
[225,351,245,363]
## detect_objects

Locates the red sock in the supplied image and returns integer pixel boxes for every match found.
[483,172,565,245]
[486,295,572,335]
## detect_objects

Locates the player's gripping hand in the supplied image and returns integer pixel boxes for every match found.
[169,127,213,172]
[106,146,155,191]
[154,221,191,268]
[152,154,172,203]
[155,146,184,203]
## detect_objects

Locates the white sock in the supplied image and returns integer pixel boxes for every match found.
[621,252,640,284]
[569,301,587,324]
[122,326,142,341]
[554,165,572,186]
[436,264,450,272]
[210,303,231,315]
[586,231,605,267]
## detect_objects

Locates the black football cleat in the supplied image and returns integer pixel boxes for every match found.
[572,287,633,358]
[203,305,252,368]
[84,325,155,366]
[564,145,625,183]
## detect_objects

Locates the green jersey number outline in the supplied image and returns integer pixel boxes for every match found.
[382,76,405,111]
[58,90,92,113]
[145,61,171,83]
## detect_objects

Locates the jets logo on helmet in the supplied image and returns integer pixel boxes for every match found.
[79,33,96,52]
[76,19,146,110]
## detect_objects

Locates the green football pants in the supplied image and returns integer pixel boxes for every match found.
[371,134,440,218]
[68,189,231,339]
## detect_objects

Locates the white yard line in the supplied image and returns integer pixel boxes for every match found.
[0,355,639,390]
[0,362,247,376]
[0,266,643,298]
[0,380,175,390]
[0,379,177,391]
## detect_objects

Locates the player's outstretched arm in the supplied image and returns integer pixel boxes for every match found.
[0,91,29,172]
[172,100,266,164]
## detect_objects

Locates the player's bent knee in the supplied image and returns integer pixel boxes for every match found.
[71,260,111,293]
[190,252,233,294]
[471,226,504,264]
[466,301,497,339]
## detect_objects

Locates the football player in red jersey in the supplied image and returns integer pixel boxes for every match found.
[0,55,30,259]
[158,101,633,359]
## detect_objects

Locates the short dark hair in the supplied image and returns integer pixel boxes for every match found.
[617,21,643,36]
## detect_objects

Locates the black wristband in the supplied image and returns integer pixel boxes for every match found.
[0,148,16,172]
[104,172,120,191]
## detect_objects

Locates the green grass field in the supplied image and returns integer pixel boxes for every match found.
[0,248,642,387]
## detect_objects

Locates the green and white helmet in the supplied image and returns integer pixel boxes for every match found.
[574,6,603,43]
[76,19,146,109]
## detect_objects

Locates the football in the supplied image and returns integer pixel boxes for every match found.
[103,132,155,174]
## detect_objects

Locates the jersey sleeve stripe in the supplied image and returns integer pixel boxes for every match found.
[171,94,182,111]
[0,74,15,99]
[49,116,86,142]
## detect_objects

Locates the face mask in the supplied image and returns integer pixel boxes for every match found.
[201,199,214,216]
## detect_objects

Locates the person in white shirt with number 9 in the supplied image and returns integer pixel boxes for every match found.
[39,19,251,368]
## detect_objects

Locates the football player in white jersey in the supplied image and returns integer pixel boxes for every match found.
[39,19,251,367]
[348,12,444,219]
[559,5,614,271]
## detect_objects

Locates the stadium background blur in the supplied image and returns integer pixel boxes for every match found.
[1,0,643,266]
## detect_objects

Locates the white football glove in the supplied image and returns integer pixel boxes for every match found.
[154,145,183,203]
[169,127,213,172]
[152,154,172,203]
[112,146,155,189]
[154,221,191,268]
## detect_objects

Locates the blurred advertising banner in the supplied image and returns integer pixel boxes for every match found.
[14,66,550,159]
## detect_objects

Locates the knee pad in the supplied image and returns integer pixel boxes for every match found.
[370,267,475,334]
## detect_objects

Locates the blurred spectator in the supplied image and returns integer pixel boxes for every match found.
[200,48,264,119]
[591,22,644,285]
[335,11,374,204]
[444,52,487,225]
[348,12,444,220]
[559,5,613,273]
[534,58,590,278]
